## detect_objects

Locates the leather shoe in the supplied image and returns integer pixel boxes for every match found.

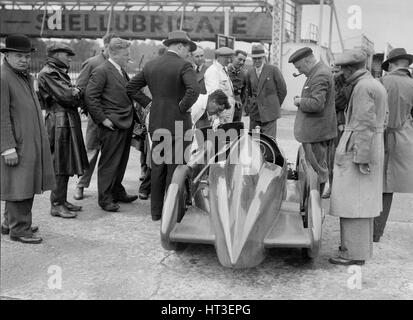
[64,201,82,211]
[329,257,365,266]
[50,205,77,218]
[73,187,84,200]
[139,192,149,200]
[373,235,381,243]
[101,202,120,212]
[10,235,43,244]
[2,225,39,235]
[151,215,161,221]
[114,194,138,203]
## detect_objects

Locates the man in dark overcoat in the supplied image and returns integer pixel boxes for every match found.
[38,42,89,218]
[1,34,56,244]
[85,38,138,212]
[73,33,116,200]
[127,30,200,221]
[289,47,337,193]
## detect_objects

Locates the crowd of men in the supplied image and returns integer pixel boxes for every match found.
[1,32,412,267]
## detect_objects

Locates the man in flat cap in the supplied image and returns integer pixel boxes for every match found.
[289,47,337,194]
[73,33,117,201]
[246,44,287,139]
[38,42,89,219]
[373,48,413,242]
[204,47,235,123]
[127,30,199,221]
[329,50,388,265]
[1,34,55,244]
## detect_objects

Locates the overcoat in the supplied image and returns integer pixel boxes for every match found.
[0,60,56,201]
[330,70,388,218]
[38,58,89,176]
[294,61,337,143]
[380,68,413,193]
[246,63,287,122]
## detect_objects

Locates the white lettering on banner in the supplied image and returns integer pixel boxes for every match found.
[347,5,362,30]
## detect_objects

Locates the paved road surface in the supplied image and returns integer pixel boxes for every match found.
[1,114,412,300]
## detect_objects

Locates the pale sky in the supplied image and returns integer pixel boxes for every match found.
[303,0,413,54]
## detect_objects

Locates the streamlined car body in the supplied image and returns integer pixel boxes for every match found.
[160,123,324,268]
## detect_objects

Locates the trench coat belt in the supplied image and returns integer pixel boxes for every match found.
[344,126,385,133]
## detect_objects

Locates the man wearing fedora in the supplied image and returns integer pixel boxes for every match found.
[1,34,55,244]
[127,30,199,221]
[246,44,287,139]
[38,42,89,219]
[373,48,413,242]
[289,47,337,194]
[329,50,388,265]
[204,47,235,123]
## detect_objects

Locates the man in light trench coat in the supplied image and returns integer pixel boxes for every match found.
[374,48,413,242]
[329,50,389,266]
[1,34,56,244]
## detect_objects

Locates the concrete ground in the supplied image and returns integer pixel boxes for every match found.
[1,113,412,300]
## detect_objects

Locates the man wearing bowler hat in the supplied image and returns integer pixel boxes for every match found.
[246,44,287,139]
[38,42,89,219]
[204,47,235,123]
[127,30,200,221]
[1,34,56,244]
[373,48,413,242]
[289,47,337,194]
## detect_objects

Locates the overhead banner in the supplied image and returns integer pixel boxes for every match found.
[0,9,272,42]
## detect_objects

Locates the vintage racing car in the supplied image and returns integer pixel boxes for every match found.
[160,122,324,268]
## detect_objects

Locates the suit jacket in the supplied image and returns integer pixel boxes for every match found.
[246,63,287,122]
[126,51,200,134]
[77,51,107,90]
[85,60,133,130]
[195,64,208,94]
[294,61,337,143]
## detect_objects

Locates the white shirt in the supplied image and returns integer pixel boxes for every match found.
[204,60,234,106]
[108,57,123,76]
[255,63,264,78]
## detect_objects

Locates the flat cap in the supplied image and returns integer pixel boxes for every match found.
[215,47,235,56]
[288,47,313,63]
[334,50,367,66]
[46,42,75,56]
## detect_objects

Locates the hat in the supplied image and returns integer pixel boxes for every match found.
[288,47,313,63]
[382,48,413,71]
[334,50,367,66]
[162,30,197,52]
[47,42,75,56]
[215,47,235,56]
[251,44,266,58]
[0,34,37,53]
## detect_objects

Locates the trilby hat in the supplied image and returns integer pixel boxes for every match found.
[251,44,266,58]
[163,30,197,52]
[382,48,413,71]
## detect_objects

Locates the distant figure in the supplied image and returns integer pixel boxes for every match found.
[38,42,89,219]
[74,33,117,201]
[1,34,55,244]
[246,44,287,139]
[228,49,248,122]
[204,47,235,123]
